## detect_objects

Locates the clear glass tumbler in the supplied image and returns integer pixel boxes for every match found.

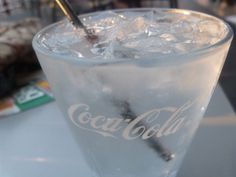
[33,8,233,177]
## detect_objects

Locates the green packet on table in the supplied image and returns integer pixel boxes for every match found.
[0,79,54,117]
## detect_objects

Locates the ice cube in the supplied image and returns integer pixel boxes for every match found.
[198,20,221,35]
[84,11,124,32]
[171,20,193,34]
[160,33,176,42]
[104,40,139,59]
[116,16,149,41]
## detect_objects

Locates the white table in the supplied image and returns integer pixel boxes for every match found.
[0,85,235,177]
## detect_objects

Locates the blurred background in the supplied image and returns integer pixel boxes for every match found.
[0,0,236,115]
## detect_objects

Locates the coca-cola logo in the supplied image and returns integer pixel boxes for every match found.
[68,100,195,140]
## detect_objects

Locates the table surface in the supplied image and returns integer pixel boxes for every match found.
[0,84,235,177]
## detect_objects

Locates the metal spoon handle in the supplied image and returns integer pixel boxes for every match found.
[55,0,91,36]
[116,100,175,162]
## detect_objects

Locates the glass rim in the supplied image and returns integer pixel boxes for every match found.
[32,8,234,65]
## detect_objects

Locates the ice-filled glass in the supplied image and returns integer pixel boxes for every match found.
[33,9,233,177]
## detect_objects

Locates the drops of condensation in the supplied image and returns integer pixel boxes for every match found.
[38,10,228,60]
